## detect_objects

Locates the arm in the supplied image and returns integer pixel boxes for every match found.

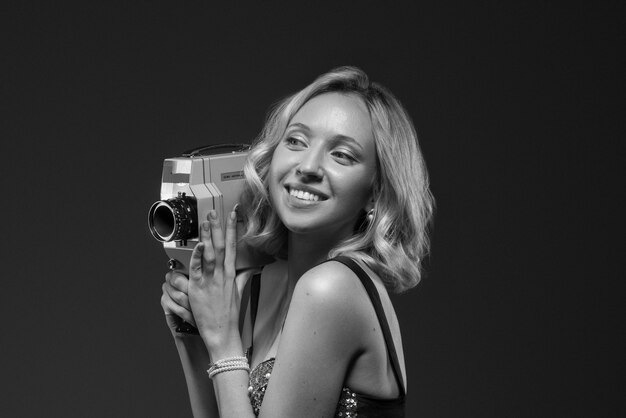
[257,261,367,417]
[187,211,257,418]
[162,273,219,418]
[171,331,219,418]
[162,267,255,418]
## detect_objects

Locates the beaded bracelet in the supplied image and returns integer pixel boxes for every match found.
[207,356,250,379]
[208,362,250,379]
[208,356,248,368]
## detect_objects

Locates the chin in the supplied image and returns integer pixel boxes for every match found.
[280,215,323,235]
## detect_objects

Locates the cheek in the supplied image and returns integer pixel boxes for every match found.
[267,168,280,202]
[267,152,287,202]
[268,147,289,178]
[333,173,374,209]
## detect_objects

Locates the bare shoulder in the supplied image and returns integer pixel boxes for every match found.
[292,260,367,309]
[286,260,375,345]
[262,261,372,416]
[277,260,373,364]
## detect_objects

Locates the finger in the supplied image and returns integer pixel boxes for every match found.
[164,313,181,330]
[161,293,196,326]
[224,208,238,277]
[167,272,189,294]
[189,242,205,275]
[163,282,191,310]
[208,210,225,269]
[200,220,217,270]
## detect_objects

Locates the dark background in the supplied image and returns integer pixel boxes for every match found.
[2,1,623,417]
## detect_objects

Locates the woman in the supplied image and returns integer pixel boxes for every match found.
[161,66,434,417]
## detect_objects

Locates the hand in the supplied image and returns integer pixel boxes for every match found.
[161,270,196,331]
[188,208,242,353]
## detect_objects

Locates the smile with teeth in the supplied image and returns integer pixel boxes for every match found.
[289,188,324,201]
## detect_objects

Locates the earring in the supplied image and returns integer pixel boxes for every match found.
[366,208,375,222]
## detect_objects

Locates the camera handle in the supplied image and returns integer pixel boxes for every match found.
[168,259,200,335]
[182,143,250,157]
[175,321,199,334]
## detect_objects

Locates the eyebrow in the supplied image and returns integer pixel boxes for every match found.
[286,122,364,150]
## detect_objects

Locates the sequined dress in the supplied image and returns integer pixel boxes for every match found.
[246,257,406,417]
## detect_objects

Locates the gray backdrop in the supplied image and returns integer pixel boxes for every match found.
[2,1,621,417]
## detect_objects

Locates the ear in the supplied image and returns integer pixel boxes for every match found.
[364,176,379,213]
[364,195,375,213]
[364,179,378,213]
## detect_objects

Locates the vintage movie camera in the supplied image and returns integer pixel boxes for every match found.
[148,144,269,276]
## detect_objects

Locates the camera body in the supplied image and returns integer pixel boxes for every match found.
[148,144,269,274]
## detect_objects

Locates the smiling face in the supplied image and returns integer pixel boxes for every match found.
[268,92,378,240]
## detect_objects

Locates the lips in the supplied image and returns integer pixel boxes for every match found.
[289,188,321,201]
[285,184,329,202]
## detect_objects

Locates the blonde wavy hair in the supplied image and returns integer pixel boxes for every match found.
[239,66,434,293]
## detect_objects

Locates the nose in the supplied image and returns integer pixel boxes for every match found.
[296,147,324,181]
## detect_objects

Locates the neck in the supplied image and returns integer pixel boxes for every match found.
[286,232,340,283]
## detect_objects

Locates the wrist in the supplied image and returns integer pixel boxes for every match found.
[207,356,250,379]
[202,334,244,360]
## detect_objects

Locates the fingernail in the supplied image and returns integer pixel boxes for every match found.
[209,210,217,220]
[230,211,237,221]
[202,221,210,231]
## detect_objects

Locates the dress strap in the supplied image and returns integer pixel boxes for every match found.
[331,256,406,397]
[246,272,262,362]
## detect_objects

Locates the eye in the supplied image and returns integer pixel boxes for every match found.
[284,136,306,148]
[331,150,357,164]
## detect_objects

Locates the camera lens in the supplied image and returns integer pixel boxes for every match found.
[148,196,198,242]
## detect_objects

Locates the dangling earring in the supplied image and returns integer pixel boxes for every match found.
[366,208,375,222]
